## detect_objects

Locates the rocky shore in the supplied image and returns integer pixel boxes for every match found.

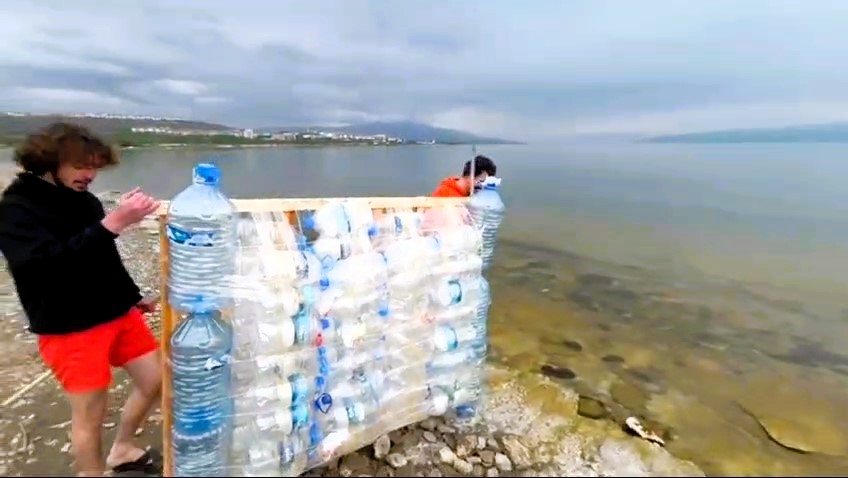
[0,190,704,477]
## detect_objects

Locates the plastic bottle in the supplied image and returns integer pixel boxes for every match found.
[170,299,235,476]
[167,163,238,312]
[466,177,505,270]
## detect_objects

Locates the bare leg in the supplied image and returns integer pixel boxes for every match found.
[106,349,161,468]
[68,390,109,477]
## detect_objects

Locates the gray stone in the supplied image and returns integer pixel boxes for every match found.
[456,434,478,458]
[453,458,474,475]
[437,423,456,434]
[485,467,500,478]
[374,434,391,460]
[486,437,500,451]
[467,456,482,465]
[420,418,438,431]
[439,446,457,465]
[494,453,512,472]
[386,453,407,469]
[423,431,438,443]
[500,436,532,470]
[479,450,496,467]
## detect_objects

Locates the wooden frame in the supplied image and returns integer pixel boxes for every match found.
[156,195,467,477]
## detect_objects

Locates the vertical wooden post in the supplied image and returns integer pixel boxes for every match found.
[158,214,174,477]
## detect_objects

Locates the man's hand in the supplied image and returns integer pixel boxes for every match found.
[137,295,159,314]
[102,187,160,235]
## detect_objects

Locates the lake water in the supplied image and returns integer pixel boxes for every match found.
[16,143,848,475]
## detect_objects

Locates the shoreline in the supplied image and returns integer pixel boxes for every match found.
[0,199,704,477]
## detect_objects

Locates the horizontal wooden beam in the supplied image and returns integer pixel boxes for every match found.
[155,196,468,217]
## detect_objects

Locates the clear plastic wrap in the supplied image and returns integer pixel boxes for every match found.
[165,196,488,477]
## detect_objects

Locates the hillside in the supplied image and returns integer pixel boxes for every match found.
[0,113,233,142]
[645,123,848,143]
[260,121,523,145]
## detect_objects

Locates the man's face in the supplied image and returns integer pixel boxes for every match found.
[473,172,489,190]
[55,162,98,192]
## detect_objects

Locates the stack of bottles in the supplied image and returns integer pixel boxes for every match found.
[165,163,495,477]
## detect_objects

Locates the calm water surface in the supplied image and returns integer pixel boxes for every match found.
[23,143,848,475]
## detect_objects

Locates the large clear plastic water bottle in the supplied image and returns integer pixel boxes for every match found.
[167,163,237,312]
[171,299,235,476]
[466,177,505,270]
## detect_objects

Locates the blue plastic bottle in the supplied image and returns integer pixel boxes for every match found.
[170,299,234,476]
[166,163,237,312]
[466,179,505,270]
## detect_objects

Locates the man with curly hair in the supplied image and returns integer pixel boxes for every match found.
[0,122,163,476]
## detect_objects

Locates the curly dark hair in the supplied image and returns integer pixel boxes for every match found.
[13,122,120,176]
[462,155,497,177]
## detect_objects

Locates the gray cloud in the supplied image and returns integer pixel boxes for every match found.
[0,0,845,139]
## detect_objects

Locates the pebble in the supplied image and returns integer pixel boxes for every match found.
[477,436,487,450]
[479,450,496,467]
[386,453,407,469]
[423,431,437,443]
[374,434,391,460]
[437,424,456,434]
[501,436,532,470]
[486,437,500,451]
[453,458,474,475]
[468,456,482,465]
[456,435,477,458]
[494,453,512,472]
[439,447,457,465]
[485,467,500,477]
[420,419,438,431]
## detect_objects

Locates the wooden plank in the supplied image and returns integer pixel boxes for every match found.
[158,216,175,478]
[155,196,467,217]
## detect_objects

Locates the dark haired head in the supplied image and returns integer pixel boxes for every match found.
[462,155,497,178]
[13,122,119,176]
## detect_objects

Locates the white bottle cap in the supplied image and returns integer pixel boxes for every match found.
[276,381,293,408]
[275,408,293,435]
[281,318,296,348]
[429,389,449,416]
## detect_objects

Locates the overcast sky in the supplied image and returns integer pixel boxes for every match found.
[0,0,845,140]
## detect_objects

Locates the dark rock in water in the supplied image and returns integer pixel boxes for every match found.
[576,273,617,288]
[601,354,625,364]
[597,323,613,332]
[563,340,583,352]
[540,364,576,380]
[577,396,608,419]
[569,291,601,311]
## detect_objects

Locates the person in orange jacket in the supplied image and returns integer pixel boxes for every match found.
[431,155,497,198]
[424,155,498,232]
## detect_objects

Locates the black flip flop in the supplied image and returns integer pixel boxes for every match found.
[111,448,163,477]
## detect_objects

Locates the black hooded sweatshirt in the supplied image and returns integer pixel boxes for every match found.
[0,173,142,335]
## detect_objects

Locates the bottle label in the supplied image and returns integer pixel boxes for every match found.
[290,374,309,403]
[291,403,309,429]
[203,353,231,371]
[167,225,215,247]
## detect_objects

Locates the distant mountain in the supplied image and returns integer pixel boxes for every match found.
[645,123,848,143]
[0,113,234,141]
[260,121,523,145]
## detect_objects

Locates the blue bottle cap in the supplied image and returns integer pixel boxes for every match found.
[367,225,378,237]
[313,393,333,414]
[319,277,330,289]
[302,215,316,231]
[378,306,389,318]
[193,163,221,185]
[314,375,326,390]
[320,317,332,330]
